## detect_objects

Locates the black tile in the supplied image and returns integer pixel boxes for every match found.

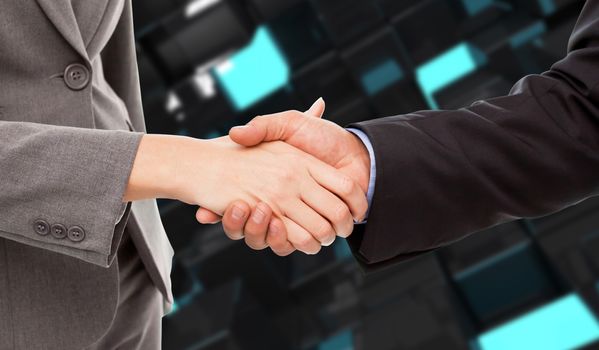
[291,52,363,114]
[268,1,331,69]
[392,0,464,65]
[310,0,384,46]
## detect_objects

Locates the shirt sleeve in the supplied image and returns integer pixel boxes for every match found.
[347,128,377,221]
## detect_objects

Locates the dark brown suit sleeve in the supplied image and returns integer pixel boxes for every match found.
[346,1,599,271]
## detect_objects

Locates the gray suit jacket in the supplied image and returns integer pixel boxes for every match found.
[0,0,174,348]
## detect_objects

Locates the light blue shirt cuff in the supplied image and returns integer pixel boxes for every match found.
[347,128,376,222]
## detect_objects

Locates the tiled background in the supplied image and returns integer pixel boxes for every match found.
[131,0,599,348]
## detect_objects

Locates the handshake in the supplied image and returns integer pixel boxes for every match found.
[125,98,372,256]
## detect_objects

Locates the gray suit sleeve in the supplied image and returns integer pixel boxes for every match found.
[0,121,143,267]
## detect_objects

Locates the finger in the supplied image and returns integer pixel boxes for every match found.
[304,97,325,118]
[266,218,295,256]
[195,208,222,224]
[284,201,335,247]
[229,110,304,147]
[308,161,369,222]
[244,202,272,250]
[282,217,322,255]
[221,201,252,241]
[301,181,354,238]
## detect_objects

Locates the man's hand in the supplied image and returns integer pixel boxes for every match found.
[196,99,371,255]
[232,99,371,194]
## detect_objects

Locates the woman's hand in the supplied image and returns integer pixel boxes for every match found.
[124,134,368,255]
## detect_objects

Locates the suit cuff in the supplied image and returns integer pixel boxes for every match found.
[0,126,143,268]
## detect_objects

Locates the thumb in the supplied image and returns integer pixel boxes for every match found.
[229,110,298,146]
[305,97,325,118]
[229,99,324,147]
[229,122,267,147]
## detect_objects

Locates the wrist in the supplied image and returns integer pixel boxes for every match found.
[124,134,193,202]
[347,132,371,194]
[167,136,227,206]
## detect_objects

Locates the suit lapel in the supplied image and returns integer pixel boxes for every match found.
[35,0,89,60]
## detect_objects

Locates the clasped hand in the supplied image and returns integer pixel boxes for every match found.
[196,99,372,256]
[189,135,366,254]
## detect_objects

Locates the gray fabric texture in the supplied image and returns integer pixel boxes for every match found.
[85,229,164,350]
[0,0,174,348]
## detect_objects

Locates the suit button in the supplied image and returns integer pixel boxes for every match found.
[50,224,67,239]
[64,63,90,90]
[67,226,85,242]
[34,219,50,236]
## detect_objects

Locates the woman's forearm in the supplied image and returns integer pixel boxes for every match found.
[123,134,194,202]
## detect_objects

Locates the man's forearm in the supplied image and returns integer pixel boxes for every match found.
[348,0,599,267]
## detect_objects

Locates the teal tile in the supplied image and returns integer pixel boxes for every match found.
[478,294,599,350]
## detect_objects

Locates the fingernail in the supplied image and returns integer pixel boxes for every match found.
[322,236,335,247]
[252,207,266,224]
[231,206,246,221]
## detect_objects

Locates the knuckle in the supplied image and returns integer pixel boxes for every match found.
[339,176,356,196]
[297,235,312,247]
[332,204,351,223]
[268,222,285,239]
[245,223,265,237]
[266,234,282,249]
[245,230,263,241]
